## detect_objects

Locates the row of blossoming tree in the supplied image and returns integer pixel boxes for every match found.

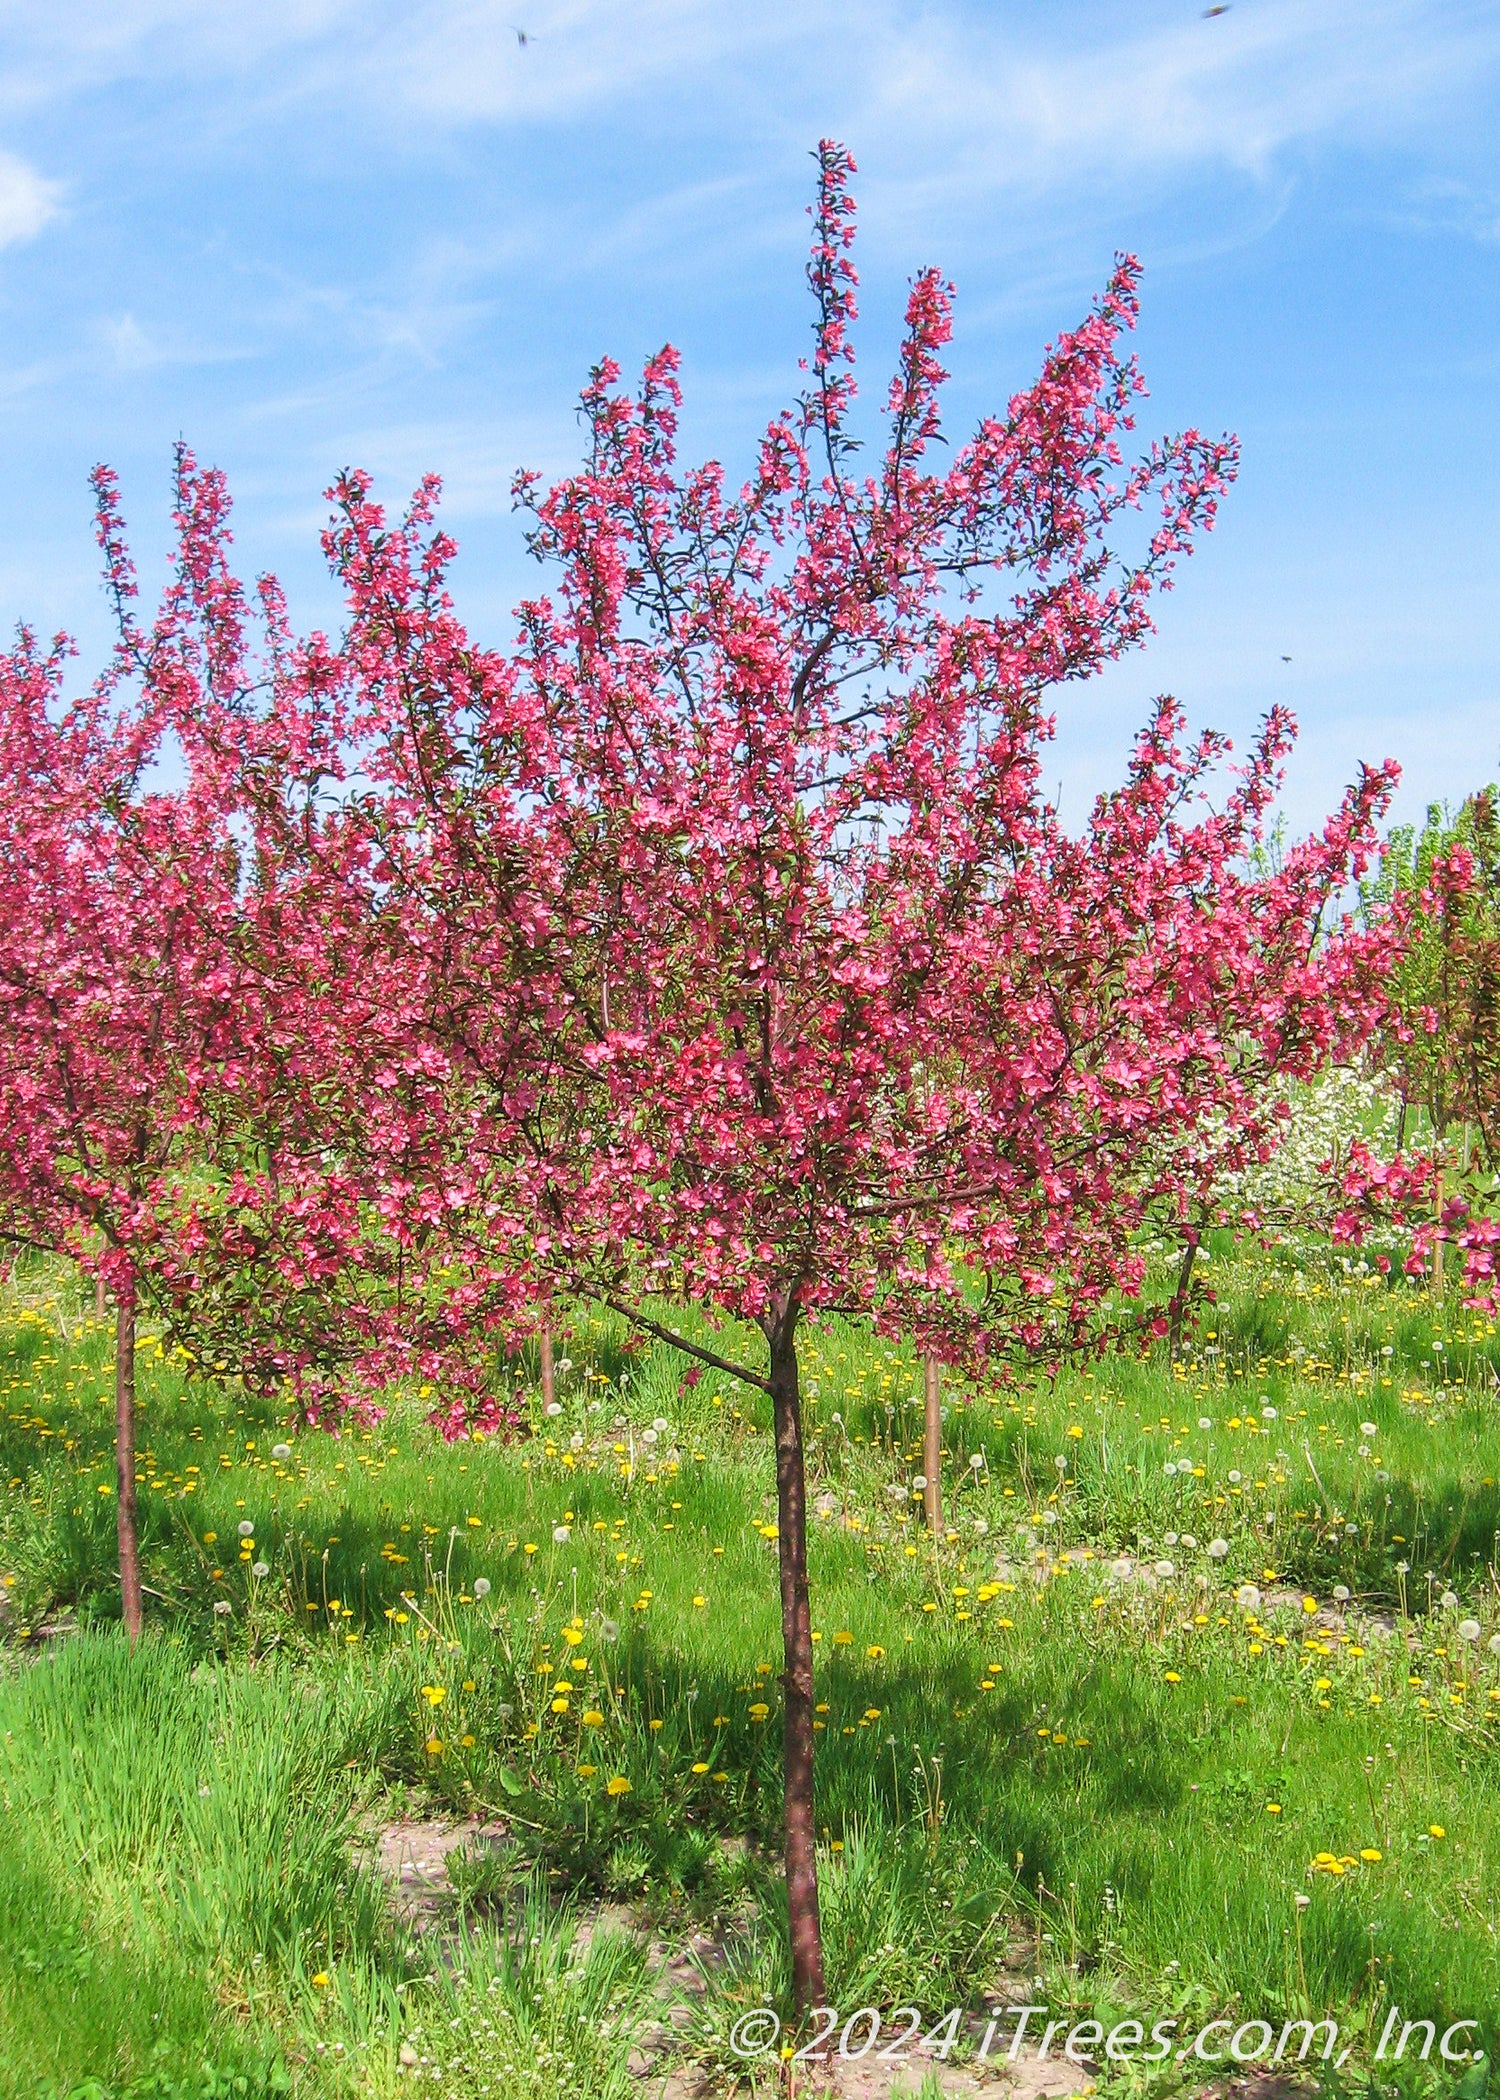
[0,144,1436,2008]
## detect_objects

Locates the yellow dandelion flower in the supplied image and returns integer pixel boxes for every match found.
[606,1775,632,1796]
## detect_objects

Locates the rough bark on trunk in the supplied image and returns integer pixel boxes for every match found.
[539,1326,556,1411]
[767,1299,827,2021]
[116,1273,143,1645]
[922,1351,942,1536]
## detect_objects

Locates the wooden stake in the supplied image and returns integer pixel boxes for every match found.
[923,1352,942,1536]
[115,1275,142,1644]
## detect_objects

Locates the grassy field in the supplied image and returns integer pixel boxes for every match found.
[1,1236,1498,2098]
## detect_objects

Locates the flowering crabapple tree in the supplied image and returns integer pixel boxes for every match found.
[1350,792,1500,1296]
[0,450,498,1637]
[301,144,1399,2012]
[0,487,256,1643]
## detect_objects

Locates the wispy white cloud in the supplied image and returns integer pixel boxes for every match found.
[845,0,1500,196]
[7,0,1496,180]
[0,147,60,245]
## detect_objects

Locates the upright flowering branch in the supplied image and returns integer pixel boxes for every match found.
[295,143,1396,2013]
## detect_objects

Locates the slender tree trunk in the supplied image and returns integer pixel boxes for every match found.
[115,1272,143,1645]
[539,1326,556,1411]
[766,1298,827,2022]
[1432,1168,1445,1299]
[1169,1233,1199,1360]
[922,1352,942,1536]
[95,1271,106,1321]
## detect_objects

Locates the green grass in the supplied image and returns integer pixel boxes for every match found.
[0,1242,1497,2095]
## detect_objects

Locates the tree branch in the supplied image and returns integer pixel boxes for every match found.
[600,1294,771,1393]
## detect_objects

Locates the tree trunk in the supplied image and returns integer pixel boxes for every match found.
[766,1299,827,2022]
[116,1273,143,1645]
[1169,1233,1199,1360]
[1432,1168,1445,1298]
[923,1352,942,1536]
[95,1271,106,1321]
[539,1325,556,1411]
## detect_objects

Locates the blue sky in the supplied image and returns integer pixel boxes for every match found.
[0,0,1496,834]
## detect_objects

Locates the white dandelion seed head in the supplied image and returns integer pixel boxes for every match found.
[1332,1585,1351,1603]
[1236,1584,1262,1610]
[971,1453,986,1471]
[1360,1422,1378,1438]
[471,1578,491,1600]
[271,1443,292,1460]
[641,1427,658,1445]
[600,1617,621,1642]
[237,1520,255,1537]
[1207,1538,1229,1560]
[1228,1470,1243,1485]
[544,1401,563,1418]
[1457,1619,1481,1642]
[1261,1406,1278,1421]
[1441,1590,1459,1609]
[1163,1532,1179,1548]
[552,1525,571,1544]
[1041,1509,1058,1527]
[251,1561,269,1579]
[913,1474,928,1491]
